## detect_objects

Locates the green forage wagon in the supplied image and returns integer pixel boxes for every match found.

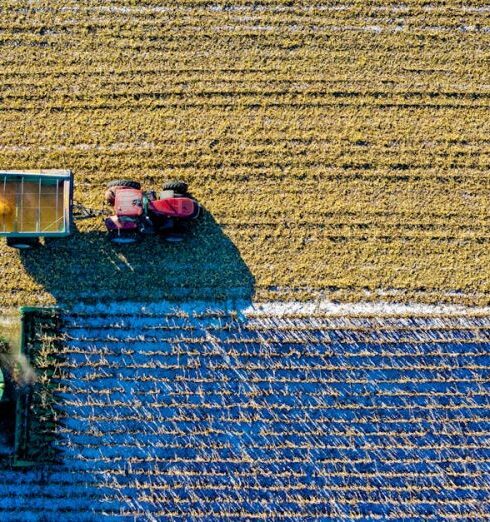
[0,170,73,249]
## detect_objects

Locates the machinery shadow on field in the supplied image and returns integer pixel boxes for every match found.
[19,208,255,306]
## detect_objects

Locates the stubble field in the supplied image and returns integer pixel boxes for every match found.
[0,0,489,306]
[1,3,490,520]
[1,302,490,520]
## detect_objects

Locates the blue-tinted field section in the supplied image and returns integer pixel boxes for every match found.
[1,304,489,521]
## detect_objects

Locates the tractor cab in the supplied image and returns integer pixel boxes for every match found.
[114,188,144,218]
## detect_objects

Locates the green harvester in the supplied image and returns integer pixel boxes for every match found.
[0,307,61,467]
[0,170,73,249]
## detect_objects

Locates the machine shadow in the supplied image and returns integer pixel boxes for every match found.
[19,208,255,306]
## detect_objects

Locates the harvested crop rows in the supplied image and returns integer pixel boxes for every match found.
[0,1,489,305]
[1,302,489,520]
[1,3,490,519]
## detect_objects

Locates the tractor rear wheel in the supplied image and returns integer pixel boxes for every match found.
[162,180,188,195]
[164,233,185,243]
[6,237,39,249]
[105,180,141,205]
[107,180,141,190]
[108,229,139,245]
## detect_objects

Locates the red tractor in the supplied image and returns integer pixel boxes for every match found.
[104,179,201,244]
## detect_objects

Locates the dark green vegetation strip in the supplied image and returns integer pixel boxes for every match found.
[14,307,63,466]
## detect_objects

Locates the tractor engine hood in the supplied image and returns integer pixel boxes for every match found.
[149,197,199,219]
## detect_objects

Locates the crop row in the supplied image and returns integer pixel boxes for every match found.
[8,306,486,519]
[0,16,488,40]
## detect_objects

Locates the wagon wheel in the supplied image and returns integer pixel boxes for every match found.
[6,237,40,249]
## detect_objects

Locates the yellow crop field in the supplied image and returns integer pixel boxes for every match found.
[0,1,489,306]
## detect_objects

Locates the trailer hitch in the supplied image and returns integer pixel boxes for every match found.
[72,203,109,220]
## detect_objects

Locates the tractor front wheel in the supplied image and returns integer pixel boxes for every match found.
[108,230,139,245]
[162,180,188,195]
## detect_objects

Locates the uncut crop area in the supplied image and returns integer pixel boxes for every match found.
[0,0,489,305]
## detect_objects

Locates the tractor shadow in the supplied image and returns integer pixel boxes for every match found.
[19,207,255,306]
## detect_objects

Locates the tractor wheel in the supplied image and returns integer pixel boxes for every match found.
[6,237,40,249]
[106,180,141,190]
[105,180,141,205]
[108,229,139,245]
[164,233,185,243]
[162,180,188,195]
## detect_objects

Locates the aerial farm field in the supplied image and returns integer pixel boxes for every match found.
[0,1,490,521]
